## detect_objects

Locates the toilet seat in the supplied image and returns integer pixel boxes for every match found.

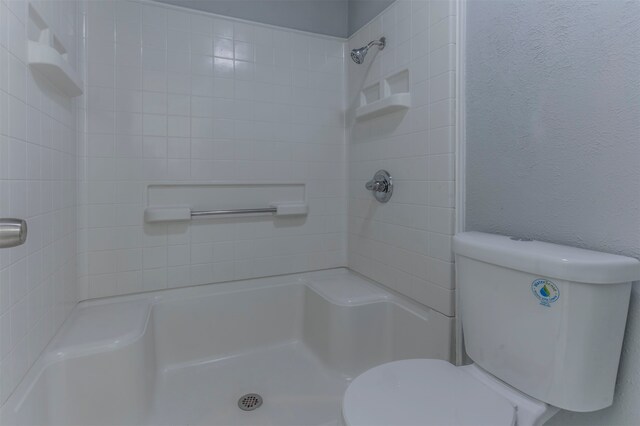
[342,359,519,426]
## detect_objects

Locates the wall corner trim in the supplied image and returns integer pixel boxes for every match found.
[454,0,467,367]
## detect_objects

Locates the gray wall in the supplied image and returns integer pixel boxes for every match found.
[348,0,394,35]
[466,0,640,424]
[153,0,349,37]
[153,0,394,37]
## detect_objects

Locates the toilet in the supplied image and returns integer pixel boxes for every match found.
[342,232,640,426]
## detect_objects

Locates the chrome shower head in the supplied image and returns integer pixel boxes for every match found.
[350,37,386,64]
[350,46,369,64]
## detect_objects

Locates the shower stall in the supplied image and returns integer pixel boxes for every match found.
[0,0,458,423]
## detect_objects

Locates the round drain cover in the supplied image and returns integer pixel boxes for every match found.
[238,393,263,411]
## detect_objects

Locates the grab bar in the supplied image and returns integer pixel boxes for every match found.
[191,207,277,217]
[144,204,308,223]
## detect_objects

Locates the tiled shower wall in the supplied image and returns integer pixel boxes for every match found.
[0,0,80,405]
[78,0,347,299]
[347,0,456,316]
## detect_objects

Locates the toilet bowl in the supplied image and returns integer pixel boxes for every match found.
[342,232,639,426]
[342,359,558,426]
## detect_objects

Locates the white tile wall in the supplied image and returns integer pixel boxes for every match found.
[0,0,80,406]
[347,0,457,316]
[78,0,347,299]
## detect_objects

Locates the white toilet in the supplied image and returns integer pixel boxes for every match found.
[342,232,640,426]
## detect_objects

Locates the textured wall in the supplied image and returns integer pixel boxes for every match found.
[78,0,346,299]
[0,0,80,407]
[153,0,349,37]
[348,0,457,316]
[465,0,640,424]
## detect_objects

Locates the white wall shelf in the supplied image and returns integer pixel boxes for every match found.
[355,93,411,120]
[27,3,83,97]
[28,41,83,97]
[355,69,410,121]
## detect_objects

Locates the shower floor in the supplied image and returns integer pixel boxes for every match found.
[146,340,350,426]
[3,270,448,425]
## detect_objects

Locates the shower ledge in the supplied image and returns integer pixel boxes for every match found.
[355,92,411,120]
[28,41,84,97]
[27,2,83,97]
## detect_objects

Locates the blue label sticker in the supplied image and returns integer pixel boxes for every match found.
[531,279,559,307]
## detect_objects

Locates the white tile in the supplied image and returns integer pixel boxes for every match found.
[427,154,454,181]
[213,57,234,79]
[429,98,455,128]
[143,91,167,114]
[429,126,454,154]
[142,24,167,50]
[143,136,168,158]
[167,29,190,52]
[429,16,455,52]
[167,94,190,115]
[168,116,190,138]
[143,267,167,291]
[168,245,189,266]
[143,114,167,136]
[213,37,234,59]
[429,43,455,77]
[191,54,214,76]
[234,41,254,62]
[167,10,190,31]
[233,22,254,43]
[142,4,167,29]
[191,32,213,55]
[117,270,143,294]
[428,71,454,103]
[143,246,167,269]
[190,14,212,36]
[213,18,234,38]
[89,251,117,275]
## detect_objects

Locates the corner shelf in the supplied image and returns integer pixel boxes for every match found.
[355,93,411,120]
[29,41,83,97]
[355,69,411,121]
[27,3,83,97]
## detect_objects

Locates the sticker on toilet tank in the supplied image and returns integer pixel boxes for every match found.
[531,279,559,307]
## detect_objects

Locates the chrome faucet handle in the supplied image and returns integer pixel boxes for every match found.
[365,179,382,191]
[365,170,393,203]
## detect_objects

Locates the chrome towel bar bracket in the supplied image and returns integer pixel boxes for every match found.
[0,218,27,248]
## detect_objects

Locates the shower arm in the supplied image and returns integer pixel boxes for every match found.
[367,37,386,50]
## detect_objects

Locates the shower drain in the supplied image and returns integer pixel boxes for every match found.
[238,393,263,411]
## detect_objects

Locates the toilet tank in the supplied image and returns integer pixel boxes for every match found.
[453,232,639,412]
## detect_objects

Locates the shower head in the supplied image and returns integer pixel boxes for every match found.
[350,37,386,64]
[350,46,368,65]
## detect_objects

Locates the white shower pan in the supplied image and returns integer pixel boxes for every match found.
[1,269,453,426]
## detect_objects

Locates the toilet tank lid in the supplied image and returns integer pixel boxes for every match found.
[453,232,640,284]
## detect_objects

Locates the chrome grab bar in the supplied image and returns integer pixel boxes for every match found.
[144,204,308,223]
[191,207,277,218]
